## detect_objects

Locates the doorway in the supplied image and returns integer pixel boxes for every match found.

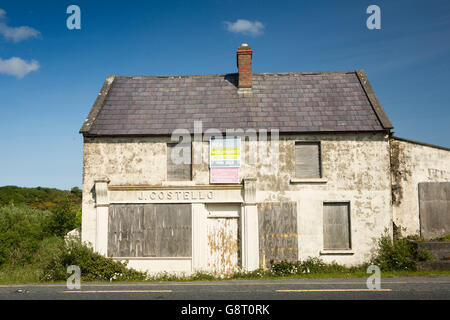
[206,204,240,276]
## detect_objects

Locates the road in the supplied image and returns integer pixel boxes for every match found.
[0,276,449,300]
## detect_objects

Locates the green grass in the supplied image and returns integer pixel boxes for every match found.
[1,266,449,285]
[0,265,46,285]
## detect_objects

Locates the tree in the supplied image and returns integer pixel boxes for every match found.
[46,200,78,237]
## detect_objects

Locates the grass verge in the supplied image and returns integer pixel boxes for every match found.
[1,267,449,285]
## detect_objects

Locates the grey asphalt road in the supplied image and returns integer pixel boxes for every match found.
[0,276,449,300]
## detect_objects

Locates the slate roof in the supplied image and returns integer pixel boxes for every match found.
[80,70,392,136]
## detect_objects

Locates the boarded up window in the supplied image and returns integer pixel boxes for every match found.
[258,202,298,269]
[418,182,450,239]
[167,143,191,181]
[108,204,192,257]
[295,142,321,178]
[323,202,351,250]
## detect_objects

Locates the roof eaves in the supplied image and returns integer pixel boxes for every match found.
[79,74,116,134]
[355,69,393,130]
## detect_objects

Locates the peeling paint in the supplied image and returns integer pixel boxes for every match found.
[207,218,239,276]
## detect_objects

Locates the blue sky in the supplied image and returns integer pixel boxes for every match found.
[0,0,449,190]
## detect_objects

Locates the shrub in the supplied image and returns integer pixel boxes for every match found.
[270,260,299,275]
[371,229,433,271]
[70,187,82,198]
[41,237,147,282]
[372,234,416,271]
[0,204,52,266]
[46,200,79,237]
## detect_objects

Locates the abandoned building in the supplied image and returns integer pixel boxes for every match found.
[79,44,450,275]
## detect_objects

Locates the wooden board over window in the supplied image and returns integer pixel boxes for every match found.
[108,204,192,258]
[295,142,321,179]
[167,143,191,181]
[323,202,351,250]
[418,182,450,239]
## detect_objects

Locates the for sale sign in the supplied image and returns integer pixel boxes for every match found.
[210,167,239,184]
[209,136,241,168]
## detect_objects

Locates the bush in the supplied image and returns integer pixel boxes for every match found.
[270,260,299,275]
[41,237,147,282]
[0,204,52,266]
[46,200,79,237]
[372,229,432,271]
[70,187,82,198]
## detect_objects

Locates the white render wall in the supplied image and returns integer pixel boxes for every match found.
[391,138,450,236]
[82,132,393,272]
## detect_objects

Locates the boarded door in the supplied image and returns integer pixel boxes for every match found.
[258,202,298,269]
[206,204,240,276]
[108,204,191,257]
[419,182,450,239]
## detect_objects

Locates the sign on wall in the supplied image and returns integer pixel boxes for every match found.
[210,136,240,184]
[210,168,239,184]
[210,136,241,168]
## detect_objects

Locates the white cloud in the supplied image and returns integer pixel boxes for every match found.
[0,57,39,78]
[0,8,41,42]
[224,19,264,36]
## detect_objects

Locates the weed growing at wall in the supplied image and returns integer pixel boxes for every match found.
[371,229,433,271]
[269,258,365,276]
[406,233,450,242]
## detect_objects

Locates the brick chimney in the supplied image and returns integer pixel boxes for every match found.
[236,43,252,89]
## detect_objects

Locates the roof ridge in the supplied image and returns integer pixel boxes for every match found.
[113,71,355,79]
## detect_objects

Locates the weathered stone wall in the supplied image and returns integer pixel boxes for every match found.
[82,132,392,267]
[391,138,450,236]
[249,132,392,266]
